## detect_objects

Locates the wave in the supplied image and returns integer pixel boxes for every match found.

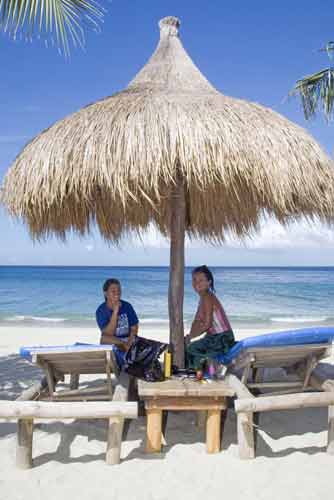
[4,315,67,323]
[270,316,330,323]
[140,318,169,324]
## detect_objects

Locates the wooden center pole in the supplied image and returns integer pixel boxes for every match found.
[168,172,186,368]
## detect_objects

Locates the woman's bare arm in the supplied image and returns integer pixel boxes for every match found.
[188,295,213,340]
[100,304,126,348]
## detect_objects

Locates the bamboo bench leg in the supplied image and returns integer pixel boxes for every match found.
[238,412,255,459]
[146,408,162,453]
[70,374,80,391]
[206,409,221,454]
[327,405,334,455]
[16,418,34,469]
[106,417,125,465]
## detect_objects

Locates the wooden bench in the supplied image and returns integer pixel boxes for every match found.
[229,363,334,459]
[0,398,137,468]
[138,378,235,454]
[1,366,138,468]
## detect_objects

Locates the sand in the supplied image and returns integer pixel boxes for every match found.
[1,325,334,500]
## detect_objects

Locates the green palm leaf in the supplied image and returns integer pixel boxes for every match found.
[0,0,104,55]
[291,42,334,121]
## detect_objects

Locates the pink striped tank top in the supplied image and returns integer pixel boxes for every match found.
[196,296,232,335]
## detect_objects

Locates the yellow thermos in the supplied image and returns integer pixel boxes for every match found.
[164,345,172,378]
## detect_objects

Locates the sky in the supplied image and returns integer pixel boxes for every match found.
[1,0,334,266]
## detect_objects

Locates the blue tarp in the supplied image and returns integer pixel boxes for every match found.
[19,342,111,361]
[215,326,334,365]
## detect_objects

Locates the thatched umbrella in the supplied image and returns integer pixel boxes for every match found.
[2,16,334,366]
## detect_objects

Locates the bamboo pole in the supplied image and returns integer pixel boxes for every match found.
[168,171,186,368]
[235,392,334,414]
[16,419,33,469]
[295,363,334,454]
[226,374,255,459]
[106,374,130,465]
[0,401,138,419]
[16,377,48,469]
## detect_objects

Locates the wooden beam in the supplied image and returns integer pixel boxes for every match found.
[235,392,334,414]
[328,405,334,455]
[195,410,207,430]
[237,412,255,460]
[16,419,33,469]
[225,374,255,459]
[16,377,48,401]
[106,373,130,465]
[53,385,108,398]
[225,374,253,399]
[105,351,114,398]
[241,362,252,385]
[0,401,137,420]
[296,364,334,393]
[146,408,163,453]
[247,381,303,390]
[69,374,80,390]
[302,355,318,389]
[206,409,221,454]
[16,377,48,469]
[145,396,226,411]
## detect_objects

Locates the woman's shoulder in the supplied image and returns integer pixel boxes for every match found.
[96,301,108,315]
[120,300,135,310]
[211,293,224,308]
[200,293,215,307]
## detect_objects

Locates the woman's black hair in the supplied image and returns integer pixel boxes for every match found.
[192,265,215,292]
[103,278,121,293]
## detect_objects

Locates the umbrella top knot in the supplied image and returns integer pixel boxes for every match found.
[159,16,180,38]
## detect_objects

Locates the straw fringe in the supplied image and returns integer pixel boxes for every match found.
[1,16,334,241]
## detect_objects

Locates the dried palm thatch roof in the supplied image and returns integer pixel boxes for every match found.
[1,16,334,242]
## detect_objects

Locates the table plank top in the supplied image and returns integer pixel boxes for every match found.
[138,377,235,398]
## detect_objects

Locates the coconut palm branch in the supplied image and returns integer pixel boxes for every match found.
[0,0,104,55]
[291,42,334,121]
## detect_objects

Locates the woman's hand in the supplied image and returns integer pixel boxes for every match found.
[124,339,133,352]
[110,299,121,312]
[184,334,191,346]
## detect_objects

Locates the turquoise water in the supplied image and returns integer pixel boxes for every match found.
[0,266,333,330]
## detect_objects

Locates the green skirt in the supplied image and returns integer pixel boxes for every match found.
[185,330,235,370]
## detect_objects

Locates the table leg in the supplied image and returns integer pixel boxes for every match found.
[196,410,207,430]
[206,409,221,454]
[69,374,79,390]
[146,408,162,453]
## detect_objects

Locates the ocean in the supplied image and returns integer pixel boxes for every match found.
[0,266,333,331]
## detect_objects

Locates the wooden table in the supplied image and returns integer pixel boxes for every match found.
[138,377,235,454]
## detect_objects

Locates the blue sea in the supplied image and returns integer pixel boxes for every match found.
[0,266,333,331]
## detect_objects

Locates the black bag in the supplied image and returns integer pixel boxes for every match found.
[124,336,167,382]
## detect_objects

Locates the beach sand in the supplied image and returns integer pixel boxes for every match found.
[1,325,334,500]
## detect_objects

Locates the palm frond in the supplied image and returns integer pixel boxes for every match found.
[291,40,334,121]
[0,0,105,55]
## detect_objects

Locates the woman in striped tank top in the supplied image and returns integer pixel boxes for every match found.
[185,265,235,370]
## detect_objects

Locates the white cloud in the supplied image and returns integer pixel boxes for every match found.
[133,227,170,249]
[132,219,334,251]
[227,219,334,250]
